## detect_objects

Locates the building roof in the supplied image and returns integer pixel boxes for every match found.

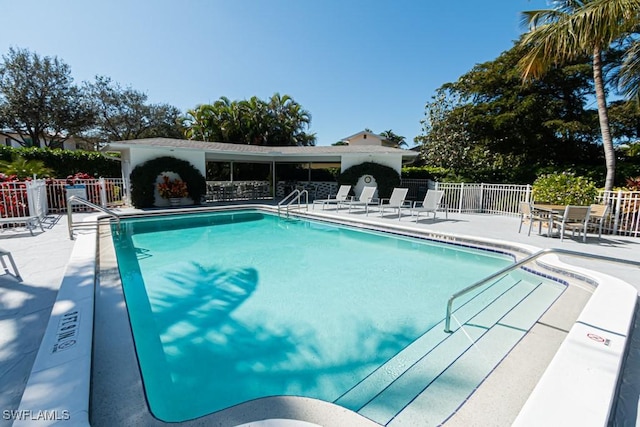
[104,137,418,162]
[340,130,386,142]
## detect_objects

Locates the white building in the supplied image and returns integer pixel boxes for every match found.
[340,130,398,148]
[104,137,418,203]
[2,131,83,151]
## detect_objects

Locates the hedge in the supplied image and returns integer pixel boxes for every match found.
[0,146,120,178]
[338,162,400,199]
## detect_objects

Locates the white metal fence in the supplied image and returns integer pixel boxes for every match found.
[0,178,125,232]
[598,190,640,237]
[2,176,638,237]
[433,182,532,215]
[401,179,640,236]
[45,178,125,213]
[0,182,31,218]
[401,180,532,216]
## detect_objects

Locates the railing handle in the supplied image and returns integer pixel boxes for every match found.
[67,195,120,240]
[444,248,640,333]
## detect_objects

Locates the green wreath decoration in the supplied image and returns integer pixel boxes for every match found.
[337,162,400,199]
[129,156,206,208]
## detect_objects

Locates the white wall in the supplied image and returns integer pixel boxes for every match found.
[347,134,384,146]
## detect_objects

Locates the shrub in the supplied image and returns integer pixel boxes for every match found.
[0,146,120,178]
[129,156,206,208]
[626,176,640,191]
[532,172,598,205]
[338,162,400,198]
[401,166,465,182]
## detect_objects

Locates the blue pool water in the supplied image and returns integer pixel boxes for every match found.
[112,210,515,422]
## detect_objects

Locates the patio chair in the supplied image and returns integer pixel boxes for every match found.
[587,204,610,240]
[377,188,410,219]
[409,190,445,222]
[312,185,351,210]
[551,205,591,242]
[518,202,548,236]
[339,186,377,214]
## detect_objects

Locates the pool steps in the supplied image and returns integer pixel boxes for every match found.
[335,273,565,426]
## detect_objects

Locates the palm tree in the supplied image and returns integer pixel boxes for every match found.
[0,155,53,179]
[379,130,408,148]
[518,0,640,191]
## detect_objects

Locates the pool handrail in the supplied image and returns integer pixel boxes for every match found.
[278,189,309,217]
[444,247,640,333]
[67,195,121,240]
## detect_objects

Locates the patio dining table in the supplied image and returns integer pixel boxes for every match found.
[532,204,566,237]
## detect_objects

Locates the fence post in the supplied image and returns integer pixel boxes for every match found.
[25,181,36,217]
[613,190,622,235]
[525,184,531,203]
[458,182,464,214]
[479,183,485,213]
[99,177,107,208]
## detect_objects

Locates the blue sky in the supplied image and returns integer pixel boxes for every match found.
[2,0,549,146]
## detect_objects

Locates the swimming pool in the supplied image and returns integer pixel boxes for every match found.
[112,210,555,422]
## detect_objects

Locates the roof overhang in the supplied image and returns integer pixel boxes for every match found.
[104,138,419,164]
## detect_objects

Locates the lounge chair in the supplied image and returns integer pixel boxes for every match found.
[409,190,445,222]
[587,203,610,240]
[518,201,548,236]
[339,186,377,214]
[551,205,591,242]
[377,188,410,219]
[312,185,351,210]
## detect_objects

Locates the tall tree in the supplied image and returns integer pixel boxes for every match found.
[182,93,315,146]
[416,43,601,183]
[83,76,183,144]
[379,130,407,148]
[0,47,94,148]
[518,0,640,191]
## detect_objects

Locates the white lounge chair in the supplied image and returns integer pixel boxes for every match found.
[377,188,410,219]
[312,185,351,210]
[552,205,591,242]
[409,190,445,222]
[339,186,377,214]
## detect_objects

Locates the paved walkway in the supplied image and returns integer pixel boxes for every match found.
[307,206,640,290]
[0,214,90,427]
[0,206,638,427]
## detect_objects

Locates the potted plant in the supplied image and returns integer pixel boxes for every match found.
[157,175,189,206]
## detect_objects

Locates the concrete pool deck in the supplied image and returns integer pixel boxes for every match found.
[1,205,639,426]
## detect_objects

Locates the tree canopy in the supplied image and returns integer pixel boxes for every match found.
[0,48,184,149]
[182,93,316,146]
[416,43,605,183]
[0,47,94,148]
[518,0,640,190]
[82,76,184,145]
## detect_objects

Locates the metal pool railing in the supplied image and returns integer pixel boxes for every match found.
[278,189,308,217]
[444,248,640,333]
[67,196,121,240]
